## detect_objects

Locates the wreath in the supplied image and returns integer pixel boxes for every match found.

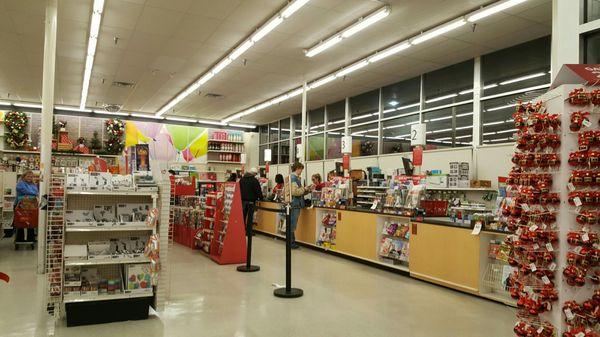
[104,118,125,154]
[4,111,29,149]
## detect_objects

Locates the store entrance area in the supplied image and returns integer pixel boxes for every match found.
[0,235,514,337]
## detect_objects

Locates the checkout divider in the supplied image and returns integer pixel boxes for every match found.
[254,201,516,307]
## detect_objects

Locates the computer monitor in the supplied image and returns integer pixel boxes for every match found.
[402,157,414,176]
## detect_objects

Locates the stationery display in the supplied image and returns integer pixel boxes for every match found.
[65,173,153,191]
[209,182,246,265]
[65,204,154,227]
[316,211,337,249]
[378,218,410,266]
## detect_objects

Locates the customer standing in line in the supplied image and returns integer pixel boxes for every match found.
[14,170,39,243]
[239,167,263,236]
[289,162,312,249]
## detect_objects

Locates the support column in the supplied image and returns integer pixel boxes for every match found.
[551,0,580,79]
[38,0,58,274]
[300,82,307,167]
[472,56,482,179]
[344,97,350,136]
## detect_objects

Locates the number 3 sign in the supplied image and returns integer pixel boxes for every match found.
[410,123,426,146]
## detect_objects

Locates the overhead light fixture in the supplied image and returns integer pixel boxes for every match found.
[468,0,528,22]
[305,36,342,58]
[486,103,517,112]
[0,101,11,106]
[336,60,369,77]
[80,0,105,110]
[130,113,164,119]
[456,112,474,117]
[93,110,129,116]
[496,128,518,134]
[455,135,472,139]
[309,75,336,89]
[483,121,505,126]
[198,119,226,126]
[411,19,466,45]
[14,102,42,109]
[56,105,92,112]
[368,41,411,63]
[228,123,256,129]
[388,100,399,106]
[429,116,453,122]
[305,6,390,58]
[425,93,458,103]
[499,72,546,85]
[155,0,311,117]
[165,116,197,123]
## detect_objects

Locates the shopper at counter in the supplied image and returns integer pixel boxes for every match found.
[310,173,326,191]
[290,162,312,249]
[227,173,238,182]
[272,174,284,201]
[239,167,263,235]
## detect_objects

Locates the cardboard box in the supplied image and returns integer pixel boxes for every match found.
[89,172,112,191]
[112,175,134,191]
[93,205,116,222]
[458,180,470,188]
[471,180,492,188]
[124,264,153,293]
[87,240,111,259]
[448,176,459,188]
[64,266,82,286]
[65,210,95,226]
[64,245,88,261]
[116,203,151,223]
[80,267,99,297]
[426,175,448,188]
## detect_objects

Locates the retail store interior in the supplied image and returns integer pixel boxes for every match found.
[0,0,599,336]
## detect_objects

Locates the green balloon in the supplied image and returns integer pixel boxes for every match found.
[165,124,191,151]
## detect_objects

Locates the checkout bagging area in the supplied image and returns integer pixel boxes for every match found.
[254,153,515,306]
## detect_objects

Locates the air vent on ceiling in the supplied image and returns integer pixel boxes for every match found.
[112,81,136,88]
[205,93,224,98]
[103,104,122,112]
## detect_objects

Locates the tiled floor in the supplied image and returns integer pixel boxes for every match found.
[0,235,516,337]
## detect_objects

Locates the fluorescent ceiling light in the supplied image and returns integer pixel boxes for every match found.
[56,105,92,113]
[306,36,342,57]
[228,123,256,129]
[93,110,129,116]
[483,120,508,126]
[425,93,457,103]
[281,0,310,19]
[351,113,376,121]
[130,113,164,119]
[198,119,226,126]
[369,42,411,63]
[341,6,390,38]
[484,83,498,90]
[251,16,283,43]
[80,0,105,110]
[14,102,42,108]
[388,101,399,106]
[483,132,496,136]
[411,19,466,45]
[456,112,474,117]
[486,103,516,112]
[309,75,336,89]
[0,101,11,106]
[456,125,473,130]
[328,120,345,125]
[496,128,517,134]
[165,117,197,123]
[499,72,546,85]
[336,60,369,77]
[288,87,305,97]
[156,0,310,118]
[455,135,472,139]
[429,116,453,122]
[435,137,452,141]
[271,94,290,105]
[468,0,528,22]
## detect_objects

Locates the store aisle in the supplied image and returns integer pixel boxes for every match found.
[0,236,515,337]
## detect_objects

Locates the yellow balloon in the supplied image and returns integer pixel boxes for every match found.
[189,130,208,158]
[125,122,150,147]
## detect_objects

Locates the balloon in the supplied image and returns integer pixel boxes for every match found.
[125,122,151,147]
[188,130,208,158]
[182,148,194,162]
[165,124,191,151]
[151,131,177,161]
[187,126,205,144]
[135,122,163,140]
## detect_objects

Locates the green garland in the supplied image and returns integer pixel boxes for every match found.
[4,111,29,149]
[104,118,125,154]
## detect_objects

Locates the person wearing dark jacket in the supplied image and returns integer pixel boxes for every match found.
[239,167,263,235]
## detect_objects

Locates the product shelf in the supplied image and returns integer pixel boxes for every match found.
[66,190,158,197]
[64,256,150,266]
[65,226,153,232]
[63,291,153,304]
[207,139,244,144]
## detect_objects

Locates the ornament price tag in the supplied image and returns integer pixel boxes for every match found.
[582,232,590,242]
[583,119,592,128]
[529,224,538,231]
[574,197,583,207]
[541,275,551,285]
[529,263,537,272]
[521,203,530,212]
[533,243,540,250]
[567,183,576,192]
[575,332,585,337]
[564,308,575,320]
[548,262,557,271]
[545,243,554,252]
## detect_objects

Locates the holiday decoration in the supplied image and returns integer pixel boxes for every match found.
[104,118,125,154]
[4,111,29,149]
[56,120,73,151]
[360,140,375,156]
[73,137,90,154]
[90,131,102,153]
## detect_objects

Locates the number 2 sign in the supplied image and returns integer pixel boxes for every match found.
[410,123,426,146]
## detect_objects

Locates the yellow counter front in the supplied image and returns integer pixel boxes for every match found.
[254,202,511,305]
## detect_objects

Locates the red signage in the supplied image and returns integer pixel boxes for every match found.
[412,146,423,166]
[551,64,600,88]
[342,154,350,170]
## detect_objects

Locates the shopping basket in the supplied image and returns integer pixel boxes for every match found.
[13,196,39,229]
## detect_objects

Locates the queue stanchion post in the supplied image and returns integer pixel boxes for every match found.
[274,203,303,298]
[237,202,260,272]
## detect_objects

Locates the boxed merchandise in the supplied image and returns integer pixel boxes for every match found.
[426,174,448,188]
[112,175,134,191]
[470,179,492,188]
[65,210,95,226]
[63,286,81,298]
[93,205,116,222]
[89,172,113,191]
[87,240,111,259]
[66,173,89,190]
[449,162,459,175]
[116,203,151,223]
[458,177,470,188]
[64,245,87,261]
[80,267,99,297]
[124,264,153,293]
[448,176,459,188]
[64,266,82,286]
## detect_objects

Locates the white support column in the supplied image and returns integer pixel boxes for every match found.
[344,97,350,136]
[38,0,58,274]
[472,56,482,179]
[551,0,580,79]
[419,74,425,122]
[301,82,307,166]
[377,88,383,156]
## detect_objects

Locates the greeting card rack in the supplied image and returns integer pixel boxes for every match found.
[171,176,196,248]
[376,215,410,272]
[45,173,170,327]
[195,192,217,254]
[209,182,246,265]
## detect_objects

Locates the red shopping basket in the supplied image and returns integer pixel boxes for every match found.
[13,197,39,229]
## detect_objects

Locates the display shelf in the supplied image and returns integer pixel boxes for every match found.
[209,182,246,264]
[63,292,153,304]
[66,190,158,197]
[0,149,119,158]
[207,139,244,144]
[64,256,150,266]
[207,160,243,164]
[207,150,243,154]
[425,187,496,191]
[65,226,153,232]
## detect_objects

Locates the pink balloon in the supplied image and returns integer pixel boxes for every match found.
[151,132,177,161]
[134,121,164,140]
[182,148,194,162]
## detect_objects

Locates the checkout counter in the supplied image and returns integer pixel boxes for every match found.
[254,201,514,306]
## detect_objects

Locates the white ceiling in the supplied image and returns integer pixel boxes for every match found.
[0,0,552,124]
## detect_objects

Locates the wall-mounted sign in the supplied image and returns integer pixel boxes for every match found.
[410,123,426,146]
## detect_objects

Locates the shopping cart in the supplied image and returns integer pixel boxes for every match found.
[13,196,39,250]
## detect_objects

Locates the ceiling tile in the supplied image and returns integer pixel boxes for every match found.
[135,6,185,37]
[103,0,144,30]
[187,0,242,20]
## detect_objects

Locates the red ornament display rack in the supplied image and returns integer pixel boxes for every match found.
[210,182,247,265]
[170,176,196,248]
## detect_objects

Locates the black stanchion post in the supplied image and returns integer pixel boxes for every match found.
[237,203,260,272]
[274,203,303,298]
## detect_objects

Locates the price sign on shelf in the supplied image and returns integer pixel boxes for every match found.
[410,123,426,146]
